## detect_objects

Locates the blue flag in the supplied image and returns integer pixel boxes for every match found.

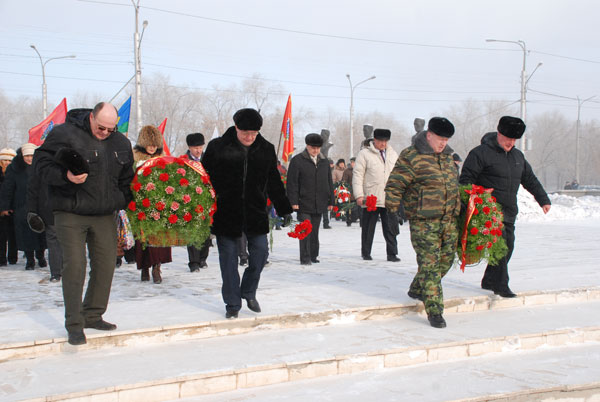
[117,96,131,134]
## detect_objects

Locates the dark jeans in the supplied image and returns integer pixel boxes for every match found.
[45,224,63,277]
[297,212,322,263]
[361,207,398,258]
[54,212,117,332]
[187,237,211,267]
[482,221,515,290]
[217,233,268,312]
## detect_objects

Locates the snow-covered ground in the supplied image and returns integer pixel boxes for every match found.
[1,191,599,345]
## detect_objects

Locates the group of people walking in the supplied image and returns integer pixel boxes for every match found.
[0,101,551,345]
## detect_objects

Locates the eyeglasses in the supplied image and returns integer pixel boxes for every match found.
[93,115,116,133]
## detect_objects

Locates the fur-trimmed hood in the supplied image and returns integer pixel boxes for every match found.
[136,125,164,149]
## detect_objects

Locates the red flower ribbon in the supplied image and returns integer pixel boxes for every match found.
[459,184,494,271]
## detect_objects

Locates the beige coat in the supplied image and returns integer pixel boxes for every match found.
[352,142,398,208]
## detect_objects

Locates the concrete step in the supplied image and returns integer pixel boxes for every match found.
[2,286,598,363]
[2,299,599,401]
[178,343,600,402]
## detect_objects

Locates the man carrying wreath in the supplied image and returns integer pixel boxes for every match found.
[202,108,293,319]
[385,117,459,328]
[459,116,550,298]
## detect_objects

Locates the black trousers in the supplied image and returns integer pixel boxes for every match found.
[361,207,398,258]
[482,221,515,290]
[187,237,211,267]
[0,216,18,264]
[297,212,322,263]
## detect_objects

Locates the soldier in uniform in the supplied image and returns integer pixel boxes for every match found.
[385,117,459,328]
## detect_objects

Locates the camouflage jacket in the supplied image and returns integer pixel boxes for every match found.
[384,131,460,221]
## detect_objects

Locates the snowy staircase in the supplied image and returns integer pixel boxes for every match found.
[2,288,600,402]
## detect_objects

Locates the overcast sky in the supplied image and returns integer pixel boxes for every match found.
[1,0,599,128]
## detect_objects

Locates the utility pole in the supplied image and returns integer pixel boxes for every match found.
[132,0,147,137]
[345,74,376,158]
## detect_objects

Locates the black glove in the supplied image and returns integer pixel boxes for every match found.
[282,214,293,227]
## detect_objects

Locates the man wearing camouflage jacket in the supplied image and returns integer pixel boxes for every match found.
[384,117,459,328]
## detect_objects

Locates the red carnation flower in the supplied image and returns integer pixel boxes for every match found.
[142,167,152,177]
[177,168,186,176]
[201,175,210,184]
[366,195,377,212]
[137,212,146,221]
[266,198,271,206]
[195,186,203,195]
[183,212,193,222]
[474,197,483,204]
[165,186,175,194]
[473,208,479,215]
[335,213,341,218]
[179,178,189,187]
[476,245,484,251]
[155,201,166,211]
[490,196,496,202]
[159,173,169,182]
[142,198,151,208]
[175,158,186,166]
[195,204,204,214]
[133,182,142,192]
[470,227,479,235]
[182,194,191,204]
[128,201,136,211]
[171,201,180,211]
[486,241,492,249]
[482,206,491,214]
[145,182,156,191]
[168,214,178,224]
[333,206,339,212]
[485,220,492,228]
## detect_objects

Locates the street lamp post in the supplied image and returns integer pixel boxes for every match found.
[486,38,528,150]
[132,0,148,138]
[575,95,596,183]
[29,45,76,119]
[346,74,376,158]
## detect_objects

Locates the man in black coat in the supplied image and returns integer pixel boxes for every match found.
[459,116,551,298]
[202,108,293,319]
[286,133,334,265]
[35,102,134,345]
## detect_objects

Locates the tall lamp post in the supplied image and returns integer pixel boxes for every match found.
[29,45,76,119]
[346,74,376,158]
[486,38,528,150]
[575,95,595,183]
[132,0,148,137]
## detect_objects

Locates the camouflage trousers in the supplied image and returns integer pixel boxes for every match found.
[408,217,458,315]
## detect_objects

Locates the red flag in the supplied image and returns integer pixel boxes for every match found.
[28,98,67,145]
[281,95,294,163]
[157,118,171,156]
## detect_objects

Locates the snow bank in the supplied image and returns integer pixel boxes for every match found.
[517,187,600,222]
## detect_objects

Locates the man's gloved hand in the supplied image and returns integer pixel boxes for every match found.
[282,214,293,227]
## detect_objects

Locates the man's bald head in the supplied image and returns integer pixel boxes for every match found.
[90,102,118,140]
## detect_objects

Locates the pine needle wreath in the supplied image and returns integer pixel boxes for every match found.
[457,184,508,271]
[127,156,216,248]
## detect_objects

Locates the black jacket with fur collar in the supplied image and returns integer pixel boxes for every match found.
[202,126,292,237]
